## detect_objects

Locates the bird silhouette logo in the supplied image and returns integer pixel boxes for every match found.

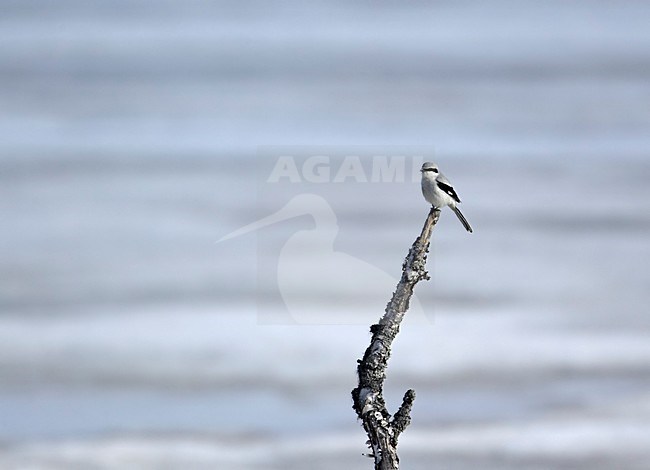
[219,193,428,325]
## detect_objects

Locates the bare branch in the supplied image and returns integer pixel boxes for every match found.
[392,389,416,437]
[352,207,440,469]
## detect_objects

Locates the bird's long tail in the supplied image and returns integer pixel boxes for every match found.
[452,206,473,233]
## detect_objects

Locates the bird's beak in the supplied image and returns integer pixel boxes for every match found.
[217,197,315,242]
[218,205,297,242]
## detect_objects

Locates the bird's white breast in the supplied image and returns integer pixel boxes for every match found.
[422,176,449,208]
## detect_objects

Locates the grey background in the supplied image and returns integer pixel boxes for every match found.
[1,1,649,468]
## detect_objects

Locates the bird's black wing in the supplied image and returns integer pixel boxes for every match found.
[436,180,461,203]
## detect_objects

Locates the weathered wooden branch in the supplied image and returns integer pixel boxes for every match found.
[352,207,440,470]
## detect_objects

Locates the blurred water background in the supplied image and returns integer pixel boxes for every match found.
[1,1,650,468]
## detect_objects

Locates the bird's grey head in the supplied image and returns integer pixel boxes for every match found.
[420,162,439,175]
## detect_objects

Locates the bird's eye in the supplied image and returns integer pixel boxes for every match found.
[433,169,439,173]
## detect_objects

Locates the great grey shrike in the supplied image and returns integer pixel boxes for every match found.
[420,162,473,233]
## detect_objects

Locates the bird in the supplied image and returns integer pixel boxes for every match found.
[420,162,473,233]
[218,193,428,324]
